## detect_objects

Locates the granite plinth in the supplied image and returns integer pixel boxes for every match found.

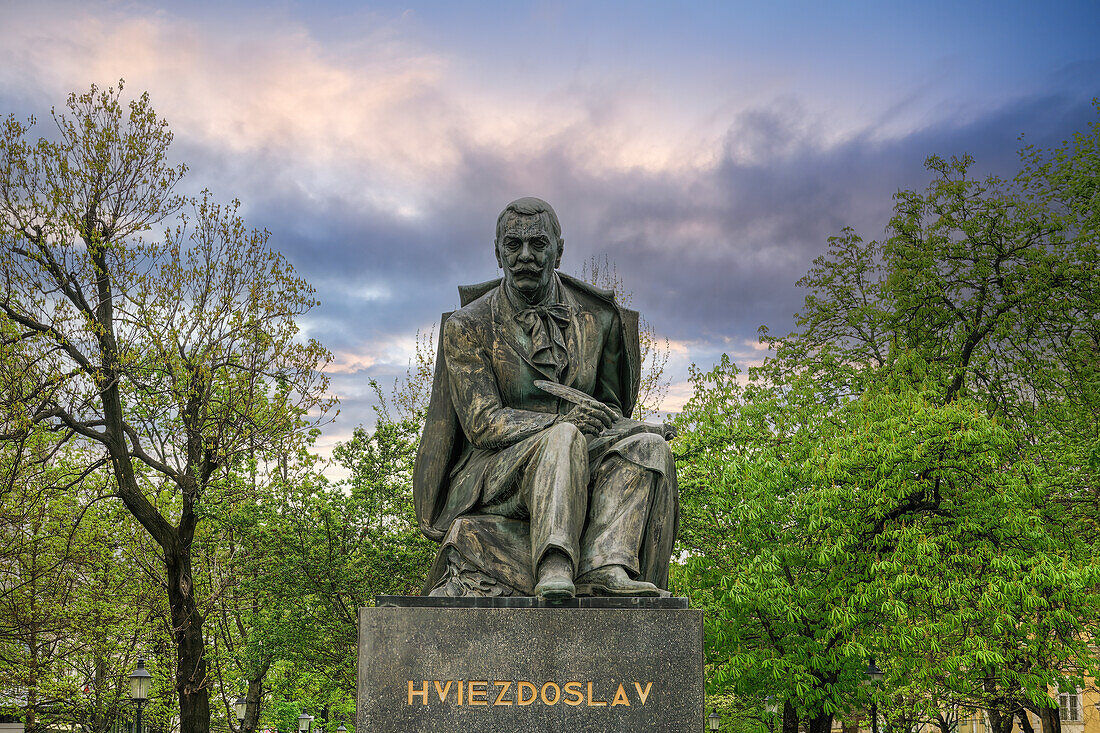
[357,597,702,733]
[375,594,689,609]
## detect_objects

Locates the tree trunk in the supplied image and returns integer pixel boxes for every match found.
[807,709,834,733]
[167,551,210,733]
[936,712,953,733]
[1039,707,1062,733]
[26,618,38,733]
[987,708,1014,733]
[241,674,265,733]
[1018,709,1036,733]
[783,700,799,733]
[104,408,211,733]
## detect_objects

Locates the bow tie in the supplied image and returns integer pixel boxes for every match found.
[514,303,573,380]
[514,303,573,331]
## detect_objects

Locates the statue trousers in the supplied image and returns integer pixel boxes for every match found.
[473,421,675,580]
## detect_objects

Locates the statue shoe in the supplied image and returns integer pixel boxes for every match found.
[534,552,575,601]
[575,566,661,597]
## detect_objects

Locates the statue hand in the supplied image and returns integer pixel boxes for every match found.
[559,400,616,435]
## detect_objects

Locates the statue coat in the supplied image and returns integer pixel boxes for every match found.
[413,272,678,595]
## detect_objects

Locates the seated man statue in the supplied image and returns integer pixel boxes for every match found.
[413,197,679,600]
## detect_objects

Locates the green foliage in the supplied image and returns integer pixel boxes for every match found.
[0,82,333,732]
[194,360,436,725]
[675,105,1100,733]
[0,436,171,733]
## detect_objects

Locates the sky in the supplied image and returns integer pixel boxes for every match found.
[1,0,1098,462]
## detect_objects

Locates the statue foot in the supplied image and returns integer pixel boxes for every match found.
[534,550,575,600]
[575,565,660,597]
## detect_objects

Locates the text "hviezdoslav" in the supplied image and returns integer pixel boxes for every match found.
[406,680,653,707]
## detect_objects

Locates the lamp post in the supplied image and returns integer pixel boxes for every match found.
[865,658,884,733]
[129,659,152,733]
[297,713,312,733]
[708,708,722,731]
[234,694,247,728]
[336,725,347,733]
[766,696,779,733]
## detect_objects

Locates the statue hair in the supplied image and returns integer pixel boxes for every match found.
[495,197,562,242]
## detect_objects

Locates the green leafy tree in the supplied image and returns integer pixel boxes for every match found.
[676,106,1100,733]
[246,382,433,719]
[0,82,332,732]
[194,328,437,728]
[198,445,319,733]
[0,435,169,733]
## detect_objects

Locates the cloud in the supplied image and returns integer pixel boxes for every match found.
[2,0,1096,456]
[325,351,377,376]
[0,1,732,221]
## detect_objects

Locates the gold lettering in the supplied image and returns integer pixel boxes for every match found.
[413,678,650,708]
[541,682,561,705]
[518,681,537,706]
[468,680,488,705]
[407,680,429,706]
[587,681,607,706]
[493,681,513,705]
[563,681,584,706]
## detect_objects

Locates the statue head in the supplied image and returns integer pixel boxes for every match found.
[494,197,563,303]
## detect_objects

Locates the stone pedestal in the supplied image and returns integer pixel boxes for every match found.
[357,596,703,733]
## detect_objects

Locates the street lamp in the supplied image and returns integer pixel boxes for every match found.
[865,658,883,733]
[234,695,247,725]
[766,696,779,733]
[708,708,722,731]
[297,713,312,733]
[336,725,347,733]
[129,659,152,733]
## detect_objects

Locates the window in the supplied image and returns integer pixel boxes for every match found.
[1059,691,1081,722]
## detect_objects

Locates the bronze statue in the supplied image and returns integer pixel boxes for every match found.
[413,197,679,600]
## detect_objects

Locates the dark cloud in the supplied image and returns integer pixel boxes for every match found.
[421,91,1097,343]
[135,90,1100,436]
[3,1,1097,452]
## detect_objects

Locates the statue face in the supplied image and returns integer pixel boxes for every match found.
[495,214,563,302]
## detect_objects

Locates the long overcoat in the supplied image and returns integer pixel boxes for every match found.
[412,273,641,543]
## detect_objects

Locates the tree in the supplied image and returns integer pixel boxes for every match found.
[0,82,332,732]
[580,255,671,418]
[244,381,434,720]
[677,355,1098,733]
[784,148,1099,733]
[675,107,1100,733]
[199,447,326,733]
[194,354,438,728]
[0,435,169,733]
[0,315,167,732]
